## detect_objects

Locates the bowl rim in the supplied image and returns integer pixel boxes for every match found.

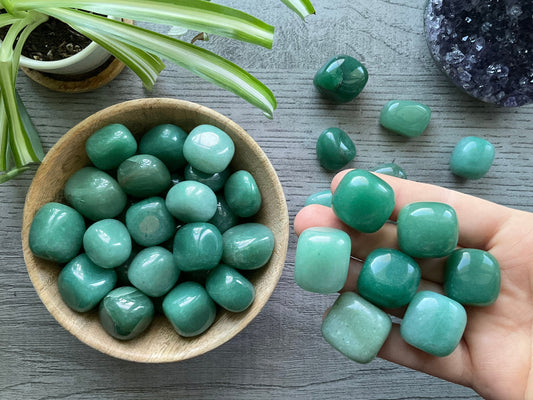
[21,98,289,362]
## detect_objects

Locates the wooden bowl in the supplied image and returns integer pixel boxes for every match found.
[21,98,289,362]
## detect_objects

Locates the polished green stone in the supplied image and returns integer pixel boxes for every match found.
[173,222,223,271]
[316,127,356,171]
[357,248,421,308]
[400,291,466,357]
[322,292,392,363]
[58,254,117,312]
[205,264,255,312]
[114,251,137,287]
[313,55,368,103]
[224,170,262,218]
[332,169,395,233]
[85,123,137,170]
[139,124,188,172]
[184,164,230,192]
[99,286,154,340]
[397,202,458,258]
[117,154,171,198]
[379,100,431,137]
[444,249,501,306]
[305,190,332,207]
[294,227,351,294]
[65,167,127,221]
[165,181,217,222]
[83,219,132,268]
[371,162,407,179]
[125,197,176,246]
[222,223,274,270]
[208,195,239,233]
[128,246,180,297]
[162,281,216,337]
[29,202,85,263]
[183,124,235,174]
[450,136,495,180]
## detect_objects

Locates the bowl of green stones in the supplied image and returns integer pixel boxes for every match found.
[21,98,289,362]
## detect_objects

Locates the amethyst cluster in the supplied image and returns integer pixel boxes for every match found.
[424,0,532,107]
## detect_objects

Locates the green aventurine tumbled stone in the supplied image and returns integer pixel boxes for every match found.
[371,162,407,179]
[206,264,255,312]
[83,219,132,268]
[316,127,356,171]
[357,248,421,308]
[85,123,137,170]
[397,202,458,258]
[444,249,501,306]
[222,223,274,270]
[313,55,368,103]
[450,136,495,180]
[117,154,171,198]
[322,292,392,364]
[163,281,217,337]
[128,247,180,297]
[305,190,332,207]
[173,223,223,271]
[29,202,85,263]
[379,100,431,137]
[139,124,188,172]
[58,254,117,312]
[99,286,154,340]
[400,291,466,357]
[183,124,235,174]
[208,195,239,233]
[165,181,217,222]
[125,197,175,246]
[65,167,127,220]
[294,227,351,294]
[332,169,395,233]
[184,164,230,192]
[224,170,262,218]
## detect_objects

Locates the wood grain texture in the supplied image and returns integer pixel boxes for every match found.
[2,0,532,398]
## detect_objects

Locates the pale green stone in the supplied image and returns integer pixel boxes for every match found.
[173,223,223,271]
[304,190,332,207]
[222,223,274,270]
[380,100,431,137]
[450,136,495,179]
[83,219,132,268]
[125,197,176,247]
[183,124,235,174]
[165,181,217,222]
[322,292,392,363]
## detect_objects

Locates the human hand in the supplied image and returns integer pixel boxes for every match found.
[294,171,533,400]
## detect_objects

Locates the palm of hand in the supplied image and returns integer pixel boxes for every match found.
[294,173,533,400]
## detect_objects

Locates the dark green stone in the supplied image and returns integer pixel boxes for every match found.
[222,223,274,270]
[371,163,407,179]
[29,202,85,263]
[128,246,180,297]
[85,123,137,170]
[332,169,395,233]
[173,223,223,271]
[184,164,230,192]
[99,286,154,340]
[224,170,262,218]
[316,127,356,171]
[139,124,188,172]
[64,167,127,221]
[165,181,218,222]
[313,55,369,103]
[357,248,421,308]
[397,202,458,258]
[125,197,176,246]
[208,195,239,233]
[206,264,255,312]
[83,219,132,268]
[444,249,500,306]
[58,254,117,312]
[117,155,171,198]
[162,281,216,337]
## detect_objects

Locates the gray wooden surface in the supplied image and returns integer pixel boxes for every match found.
[2,1,532,399]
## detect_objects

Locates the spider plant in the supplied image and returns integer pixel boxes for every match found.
[0,0,314,183]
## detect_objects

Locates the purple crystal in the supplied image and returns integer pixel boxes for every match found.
[424,0,533,107]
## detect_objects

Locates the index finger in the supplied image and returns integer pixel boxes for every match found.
[331,170,512,250]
